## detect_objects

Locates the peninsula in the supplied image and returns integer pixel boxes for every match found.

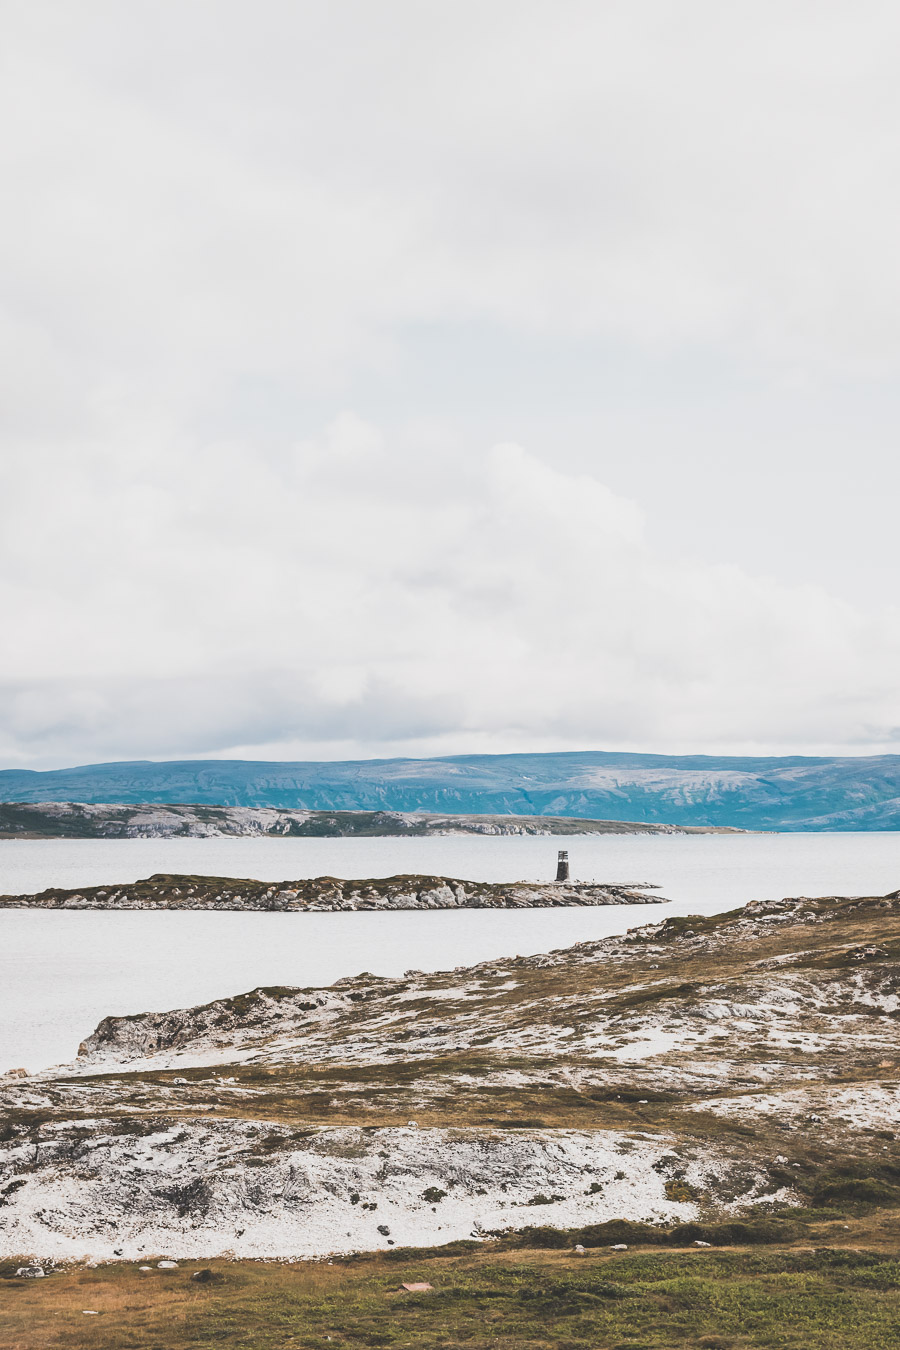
[2,887,898,1263]
[0,801,742,839]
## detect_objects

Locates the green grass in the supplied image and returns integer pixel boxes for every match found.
[3,1244,900,1349]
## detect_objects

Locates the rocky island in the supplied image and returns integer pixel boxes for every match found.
[0,872,664,910]
[2,886,899,1264]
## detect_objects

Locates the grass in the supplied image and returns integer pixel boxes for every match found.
[3,1238,900,1350]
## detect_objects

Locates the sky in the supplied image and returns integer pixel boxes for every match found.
[3,0,900,768]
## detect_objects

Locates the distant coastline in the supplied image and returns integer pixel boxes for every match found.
[0,801,743,840]
[2,749,900,829]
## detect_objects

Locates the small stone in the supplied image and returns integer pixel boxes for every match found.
[82,1310,100,1316]
[15,1266,44,1278]
[610,1244,628,1251]
[574,1244,586,1254]
[694,1240,712,1247]
[377,1224,390,1236]
[138,1266,153,1272]
[191,1269,218,1283]
[157,1260,179,1270]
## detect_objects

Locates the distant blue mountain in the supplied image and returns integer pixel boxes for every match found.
[2,751,900,830]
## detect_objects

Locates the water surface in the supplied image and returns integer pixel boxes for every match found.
[1,832,897,1074]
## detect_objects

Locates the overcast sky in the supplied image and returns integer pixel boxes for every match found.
[4,1,900,768]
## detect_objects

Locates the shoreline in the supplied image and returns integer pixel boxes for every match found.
[0,801,747,841]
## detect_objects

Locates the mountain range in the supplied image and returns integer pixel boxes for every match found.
[3,750,900,829]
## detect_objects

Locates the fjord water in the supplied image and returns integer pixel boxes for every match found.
[1,831,898,1075]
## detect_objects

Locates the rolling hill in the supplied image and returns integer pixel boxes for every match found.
[2,750,900,829]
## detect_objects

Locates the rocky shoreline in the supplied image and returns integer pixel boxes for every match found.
[2,888,898,1259]
[0,872,664,911]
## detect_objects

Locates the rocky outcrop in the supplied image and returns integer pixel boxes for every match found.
[0,1121,762,1261]
[0,872,664,911]
[3,888,899,1259]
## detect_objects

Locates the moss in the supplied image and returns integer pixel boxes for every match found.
[587,1088,677,1104]
[664,1179,700,1203]
[645,909,746,942]
[216,987,302,1017]
[380,1238,485,1261]
[793,941,900,970]
[813,1177,900,1206]
[615,982,699,1011]
[496,1216,804,1249]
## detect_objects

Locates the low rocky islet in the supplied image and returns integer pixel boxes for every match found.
[0,872,665,911]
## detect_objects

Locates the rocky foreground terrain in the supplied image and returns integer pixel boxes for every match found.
[0,801,737,838]
[0,873,662,910]
[1,888,899,1260]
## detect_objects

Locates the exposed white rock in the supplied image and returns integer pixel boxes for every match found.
[0,1123,743,1261]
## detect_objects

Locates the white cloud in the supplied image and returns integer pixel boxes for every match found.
[3,4,900,764]
[1,415,899,764]
[5,0,900,404]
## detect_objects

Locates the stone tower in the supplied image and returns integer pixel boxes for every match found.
[556,849,570,882]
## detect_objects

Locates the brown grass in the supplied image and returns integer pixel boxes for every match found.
[3,1219,900,1350]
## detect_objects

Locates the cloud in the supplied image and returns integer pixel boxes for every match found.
[5,0,900,411]
[4,5,900,764]
[1,414,899,764]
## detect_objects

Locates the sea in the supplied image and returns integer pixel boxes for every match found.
[1,831,898,1075]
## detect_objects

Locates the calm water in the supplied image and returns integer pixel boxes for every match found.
[1,832,898,1074]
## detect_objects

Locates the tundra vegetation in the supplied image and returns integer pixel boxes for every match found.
[2,888,900,1346]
